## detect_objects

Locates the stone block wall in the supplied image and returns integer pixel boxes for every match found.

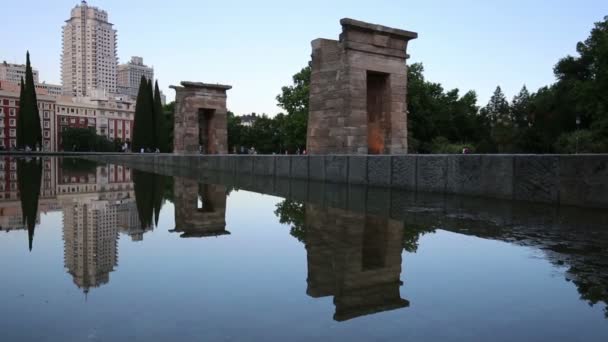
[307,19,417,155]
[171,82,231,154]
[81,153,608,209]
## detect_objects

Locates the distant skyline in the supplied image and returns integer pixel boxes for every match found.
[3,0,607,115]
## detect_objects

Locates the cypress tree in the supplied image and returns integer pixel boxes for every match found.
[132,76,149,152]
[18,52,42,149]
[16,77,25,149]
[146,78,156,150]
[153,81,168,152]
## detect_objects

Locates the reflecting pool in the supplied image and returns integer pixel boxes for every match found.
[1,157,607,341]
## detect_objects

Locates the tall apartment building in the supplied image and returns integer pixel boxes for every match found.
[117,56,154,98]
[0,62,40,84]
[61,1,118,97]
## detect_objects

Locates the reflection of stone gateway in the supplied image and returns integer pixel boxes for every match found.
[307,19,417,154]
[172,179,229,238]
[305,204,409,321]
[171,82,231,154]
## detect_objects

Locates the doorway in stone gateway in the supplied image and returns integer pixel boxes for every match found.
[366,71,391,155]
[198,108,215,154]
[362,215,389,270]
[197,184,216,213]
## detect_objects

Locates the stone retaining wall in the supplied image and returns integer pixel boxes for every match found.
[78,153,608,209]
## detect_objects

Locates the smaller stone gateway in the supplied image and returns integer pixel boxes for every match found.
[307,19,418,154]
[171,81,232,154]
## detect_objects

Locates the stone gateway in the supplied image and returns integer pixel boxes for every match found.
[171,81,231,154]
[307,19,418,154]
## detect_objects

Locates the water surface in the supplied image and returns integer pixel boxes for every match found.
[0,157,607,341]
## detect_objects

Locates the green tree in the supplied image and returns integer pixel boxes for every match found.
[153,81,169,152]
[133,76,154,151]
[17,52,42,149]
[17,158,42,251]
[481,86,514,152]
[276,64,311,152]
[274,200,306,243]
[407,63,481,153]
[133,169,168,229]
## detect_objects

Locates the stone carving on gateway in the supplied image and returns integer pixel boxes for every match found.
[307,18,418,155]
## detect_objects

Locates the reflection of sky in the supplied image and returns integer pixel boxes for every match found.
[0,189,607,341]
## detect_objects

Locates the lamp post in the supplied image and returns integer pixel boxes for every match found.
[575,116,581,154]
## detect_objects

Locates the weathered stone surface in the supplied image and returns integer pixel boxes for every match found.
[308,181,325,206]
[325,156,348,183]
[276,157,291,178]
[559,155,608,208]
[391,155,416,190]
[275,178,290,198]
[290,179,309,202]
[171,82,231,154]
[347,185,367,213]
[514,155,559,204]
[219,156,235,173]
[309,156,325,181]
[348,156,367,184]
[324,183,348,209]
[307,19,417,155]
[368,156,391,187]
[446,155,482,196]
[291,156,309,179]
[367,187,391,217]
[253,156,275,176]
[417,156,447,193]
[84,153,608,209]
[237,156,253,174]
[480,155,513,199]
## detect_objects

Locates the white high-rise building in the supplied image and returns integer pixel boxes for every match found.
[117,56,154,98]
[61,1,118,97]
[0,61,40,84]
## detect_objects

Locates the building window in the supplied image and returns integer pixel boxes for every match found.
[44,131,50,138]
[9,129,16,137]
[9,119,16,126]
[9,108,15,116]
[43,111,50,119]
[44,121,50,129]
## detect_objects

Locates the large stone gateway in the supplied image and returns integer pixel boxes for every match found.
[307,19,418,154]
[171,82,232,154]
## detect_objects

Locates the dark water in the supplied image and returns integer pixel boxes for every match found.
[1,157,607,341]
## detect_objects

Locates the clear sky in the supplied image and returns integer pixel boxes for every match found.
[3,0,607,115]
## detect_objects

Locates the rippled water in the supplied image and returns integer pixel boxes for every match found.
[1,157,607,341]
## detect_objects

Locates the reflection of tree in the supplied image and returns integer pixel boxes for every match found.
[402,223,436,253]
[274,200,305,242]
[17,158,42,251]
[274,199,435,251]
[133,170,168,229]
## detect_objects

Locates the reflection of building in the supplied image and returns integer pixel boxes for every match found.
[59,162,135,292]
[173,179,229,238]
[116,199,147,241]
[62,199,118,292]
[0,158,151,293]
[0,157,58,231]
[304,204,409,321]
